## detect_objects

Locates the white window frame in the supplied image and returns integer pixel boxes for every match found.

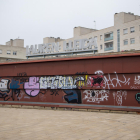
[7,50,11,55]
[94,36,97,41]
[123,28,128,35]
[100,35,102,40]
[0,50,2,54]
[130,27,135,33]
[130,38,135,44]
[13,51,17,55]
[100,45,102,50]
[124,39,128,45]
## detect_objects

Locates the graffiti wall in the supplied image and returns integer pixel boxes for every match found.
[0,54,140,111]
[0,70,140,108]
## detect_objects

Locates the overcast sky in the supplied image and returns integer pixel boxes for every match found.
[0,0,140,47]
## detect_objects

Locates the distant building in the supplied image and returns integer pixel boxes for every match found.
[2,12,140,61]
[0,39,26,62]
[30,12,139,58]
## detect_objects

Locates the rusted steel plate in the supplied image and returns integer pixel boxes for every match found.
[0,54,140,76]
[0,53,140,111]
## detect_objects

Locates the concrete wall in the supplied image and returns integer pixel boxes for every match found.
[43,37,64,44]
[6,39,24,47]
[0,45,26,59]
[12,39,24,47]
[73,26,97,37]
[124,13,140,23]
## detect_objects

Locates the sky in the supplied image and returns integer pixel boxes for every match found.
[0,0,140,47]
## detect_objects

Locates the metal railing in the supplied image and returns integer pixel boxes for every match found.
[104,46,113,51]
[104,36,113,41]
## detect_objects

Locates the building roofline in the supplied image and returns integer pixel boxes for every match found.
[0,52,140,66]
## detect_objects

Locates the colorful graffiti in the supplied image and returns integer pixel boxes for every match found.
[39,76,84,89]
[135,93,140,103]
[0,79,22,101]
[0,70,139,106]
[90,75,104,87]
[63,90,81,104]
[24,77,40,97]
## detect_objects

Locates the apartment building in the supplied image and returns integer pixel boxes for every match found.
[0,39,26,62]
[31,12,140,58]
[64,12,140,53]
[2,12,140,60]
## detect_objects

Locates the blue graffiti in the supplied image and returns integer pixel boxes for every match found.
[63,90,81,104]
[10,79,21,89]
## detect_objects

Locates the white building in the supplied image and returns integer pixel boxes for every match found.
[27,12,139,58]
[1,12,140,61]
[0,39,26,62]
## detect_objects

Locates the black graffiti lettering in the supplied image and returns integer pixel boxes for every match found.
[75,71,88,75]
[17,72,27,77]
[50,90,59,96]
[92,77,103,86]
[135,93,140,103]
[14,77,28,83]
[20,78,28,83]
[92,91,95,96]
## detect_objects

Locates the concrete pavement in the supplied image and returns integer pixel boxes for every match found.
[0,107,140,140]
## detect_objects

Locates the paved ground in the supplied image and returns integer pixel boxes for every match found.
[0,108,140,140]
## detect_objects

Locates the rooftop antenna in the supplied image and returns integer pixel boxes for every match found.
[94,21,96,29]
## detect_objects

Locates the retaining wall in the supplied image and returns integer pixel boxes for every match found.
[0,53,140,112]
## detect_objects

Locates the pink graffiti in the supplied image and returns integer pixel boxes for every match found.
[24,77,40,96]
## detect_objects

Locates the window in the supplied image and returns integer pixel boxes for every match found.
[124,39,128,45]
[0,50,2,54]
[94,36,97,41]
[7,50,11,55]
[123,29,128,34]
[130,38,135,44]
[13,51,17,55]
[6,59,11,61]
[130,27,135,33]
[100,45,102,50]
[100,35,102,40]
[117,29,120,52]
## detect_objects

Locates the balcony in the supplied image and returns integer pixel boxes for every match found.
[104,32,113,41]
[104,36,113,41]
[104,46,113,51]
[104,42,113,51]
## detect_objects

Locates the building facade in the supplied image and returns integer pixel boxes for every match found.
[1,12,140,60]
[0,39,26,62]
[36,12,140,57]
